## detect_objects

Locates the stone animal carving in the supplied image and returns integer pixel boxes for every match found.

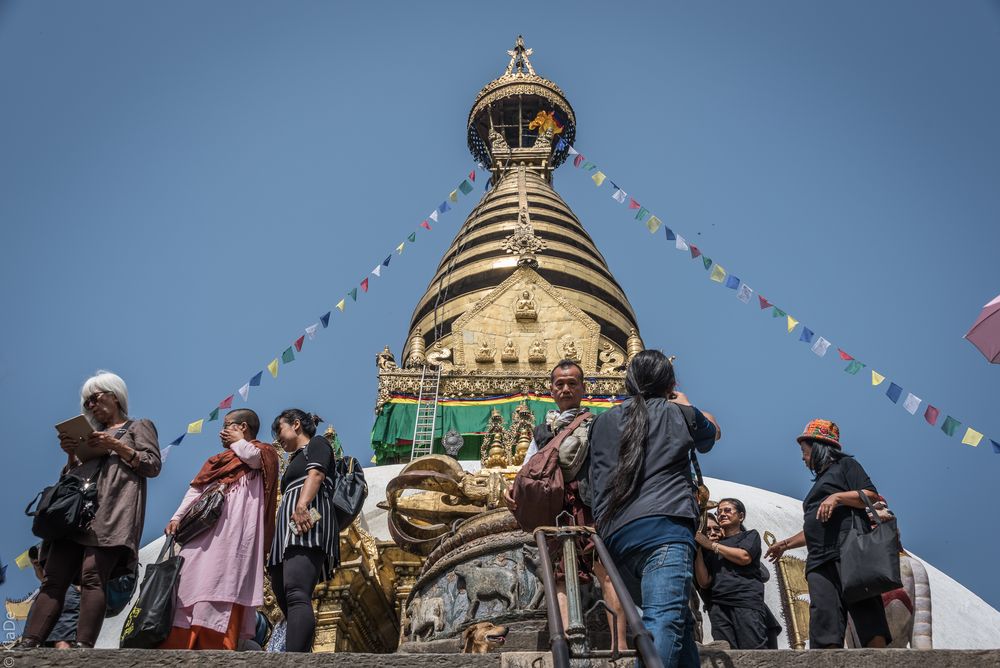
[455,562,517,621]
[406,596,446,641]
[460,622,509,653]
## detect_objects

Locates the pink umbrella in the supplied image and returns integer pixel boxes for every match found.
[965,294,1000,363]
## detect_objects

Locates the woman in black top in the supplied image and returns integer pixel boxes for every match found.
[765,419,890,649]
[267,409,338,653]
[694,498,769,649]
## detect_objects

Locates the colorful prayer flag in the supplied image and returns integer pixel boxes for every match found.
[161,443,175,463]
[962,428,983,447]
[726,275,741,290]
[15,548,31,570]
[844,360,865,375]
[702,256,712,270]
[294,335,305,352]
[420,221,431,230]
[612,188,627,204]
[438,201,450,214]
[238,383,250,401]
[169,433,186,446]
[218,395,233,409]
[348,288,358,302]
[991,440,1000,454]
[664,227,676,241]
[689,245,701,259]
[811,337,831,357]
[188,419,204,434]
[372,265,381,277]
[360,278,369,293]
[675,235,689,252]
[268,358,279,378]
[773,307,786,318]
[871,370,885,386]
[902,393,921,415]
[209,407,220,422]
[592,171,606,186]
[924,405,939,425]
[468,170,476,182]
[429,210,439,223]
[449,190,458,203]
[786,315,798,333]
[382,255,391,267]
[407,232,416,243]
[799,327,814,343]
[710,265,727,283]
[459,179,473,194]
[837,349,854,361]
[646,216,662,233]
[941,416,961,437]
[574,154,585,167]
[556,137,567,152]
[396,243,404,254]
[582,161,597,171]
[737,284,753,304]
[759,296,772,310]
[250,371,263,386]
[282,346,295,363]
[635,207,650,222]
[567,146,579,156]
[886,383,903,403]
[629,198,641,210]
[336,299,345,312]
[305,323,319,339]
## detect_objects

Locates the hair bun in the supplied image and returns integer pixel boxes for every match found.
[311,414,324,426]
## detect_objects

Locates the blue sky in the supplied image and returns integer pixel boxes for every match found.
[2,1,999,614]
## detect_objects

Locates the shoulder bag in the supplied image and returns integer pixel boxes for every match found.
[175,482,227,545]
[331,456,368,528]
[840,490,903,604]
[120,536,184,648]
[676,404,711,510]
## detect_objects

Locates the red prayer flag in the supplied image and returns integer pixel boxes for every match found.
[219,395,234,409]
[468,170,475,182]
[689,245,702,259]
[629,198,641,210]
[758,296,772,310]
[420,220,431,230]
[294,335,305,352]
[837,349,854,361]
[574,154,585,167]
[361,277,369,293]
[924,405,940,426]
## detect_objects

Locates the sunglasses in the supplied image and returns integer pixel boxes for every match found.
[716,507,740,516]
[83,391,112,408]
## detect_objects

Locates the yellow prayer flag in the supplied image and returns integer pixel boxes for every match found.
[710,264,727,283]
[15,548,32,569]
[267,358,279,378]
[961,427,983,447]
[646,216,662,234]
[396,242,405,254]
[871,371,885,386]
[787,315,799,333]
[336,299,345,312]
[370,455,377,464]
[187,419,204,434]
[592,171,606,187]
[449,190,458,203]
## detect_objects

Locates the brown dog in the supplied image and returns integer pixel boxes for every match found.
[461,622,509,653]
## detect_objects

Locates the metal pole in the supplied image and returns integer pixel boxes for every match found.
[591,532,664,668]
[533,529,571,668]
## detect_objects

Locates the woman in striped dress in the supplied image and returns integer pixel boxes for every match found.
[267,409,338,653]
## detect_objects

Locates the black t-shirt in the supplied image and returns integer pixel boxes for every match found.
[280,436,333,493]
[703,529,765,610]
[802,456,876,572]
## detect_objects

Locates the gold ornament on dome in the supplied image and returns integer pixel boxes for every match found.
[406,328,426,368]
[598,341,626,374]
[626,327,645,364]
[376,345,398,370]
[508,401,536,466]
[481,408,511,468]
[425,343,452,367]
[514,289,538,321]
[560,336,581,363]
[502,207,547,265]
[474,336,496,364]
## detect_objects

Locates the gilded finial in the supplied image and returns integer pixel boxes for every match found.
[505,35,536,76]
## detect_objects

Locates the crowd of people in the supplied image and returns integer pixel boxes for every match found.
[15,356,894,663]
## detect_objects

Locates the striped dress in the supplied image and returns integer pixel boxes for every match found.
[267,437,340,580]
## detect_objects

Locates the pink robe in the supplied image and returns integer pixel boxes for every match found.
[169,439,267,638]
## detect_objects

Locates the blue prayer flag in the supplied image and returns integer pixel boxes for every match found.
[886,382,902,404]
[383,255,391,267]
[249,371,263,387]
[320,312,331,328]
[664,227,676,241]
[992,440,1000,454]
[556,137,567,152]
[725,275,741,290]
[799,327,814,344]
[169,433,186,447]
[438,201,451,214]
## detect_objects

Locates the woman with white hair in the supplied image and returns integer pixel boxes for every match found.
[20,370,161,649]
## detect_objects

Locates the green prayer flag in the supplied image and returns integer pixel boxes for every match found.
[458,180,473,195]
[281,347,295,364]
[941,416,961,437]
[773,308,786,318]
[844,360,865,375]
[634,207,649,222]
[208,407,220,422]
[703,257,712,270]
[348,288,358,301]
[408,232,416,242]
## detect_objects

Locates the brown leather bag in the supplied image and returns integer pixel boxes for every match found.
[510,412,591,533]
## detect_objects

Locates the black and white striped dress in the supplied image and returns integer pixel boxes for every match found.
[267,437,340,580]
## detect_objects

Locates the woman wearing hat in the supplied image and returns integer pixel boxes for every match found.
[764,419,890,649]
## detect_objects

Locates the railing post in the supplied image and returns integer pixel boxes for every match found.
[533,529,571,668]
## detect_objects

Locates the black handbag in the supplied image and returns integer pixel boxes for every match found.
[174,483,227,545]
[25,421,131,541]
[120,536,184,648]
[331,456,367,528]
[840,491,903,604]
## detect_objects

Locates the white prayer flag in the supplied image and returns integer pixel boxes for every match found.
[675,235,689,252]
[305,324,319,340]
[238,383,250,401]
[902,393,922,415]
[736,284,753,304]
[161,444,175,463]
[372,265,382,277]
[567,146,579,156]
[811,336,831,357]
[429,210,439,223]
[612,189,627,204]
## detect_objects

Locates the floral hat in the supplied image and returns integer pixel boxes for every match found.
[796,419,842,450]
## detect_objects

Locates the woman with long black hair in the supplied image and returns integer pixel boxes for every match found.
[589,350,719,668]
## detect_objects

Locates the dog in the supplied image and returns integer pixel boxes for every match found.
[461,621,509,653]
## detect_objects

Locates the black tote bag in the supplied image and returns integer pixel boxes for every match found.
[840,491,903,604]
[120,536,184,648]
[331,456,368,528]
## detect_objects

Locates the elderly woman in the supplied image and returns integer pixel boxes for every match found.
[765,419,890,649]
[21,370,161,649]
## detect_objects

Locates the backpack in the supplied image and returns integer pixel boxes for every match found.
[510,411,591,533]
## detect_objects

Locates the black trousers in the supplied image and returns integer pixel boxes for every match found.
[268,546,324,653]
[807,560,891,648]
[708,604,768,649]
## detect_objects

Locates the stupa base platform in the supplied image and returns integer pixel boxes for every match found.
[6,648,1000,667]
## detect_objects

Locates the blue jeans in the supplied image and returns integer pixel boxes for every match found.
[616,542,699,668]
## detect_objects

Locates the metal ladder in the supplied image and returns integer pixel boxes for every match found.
[409,364,442,461]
